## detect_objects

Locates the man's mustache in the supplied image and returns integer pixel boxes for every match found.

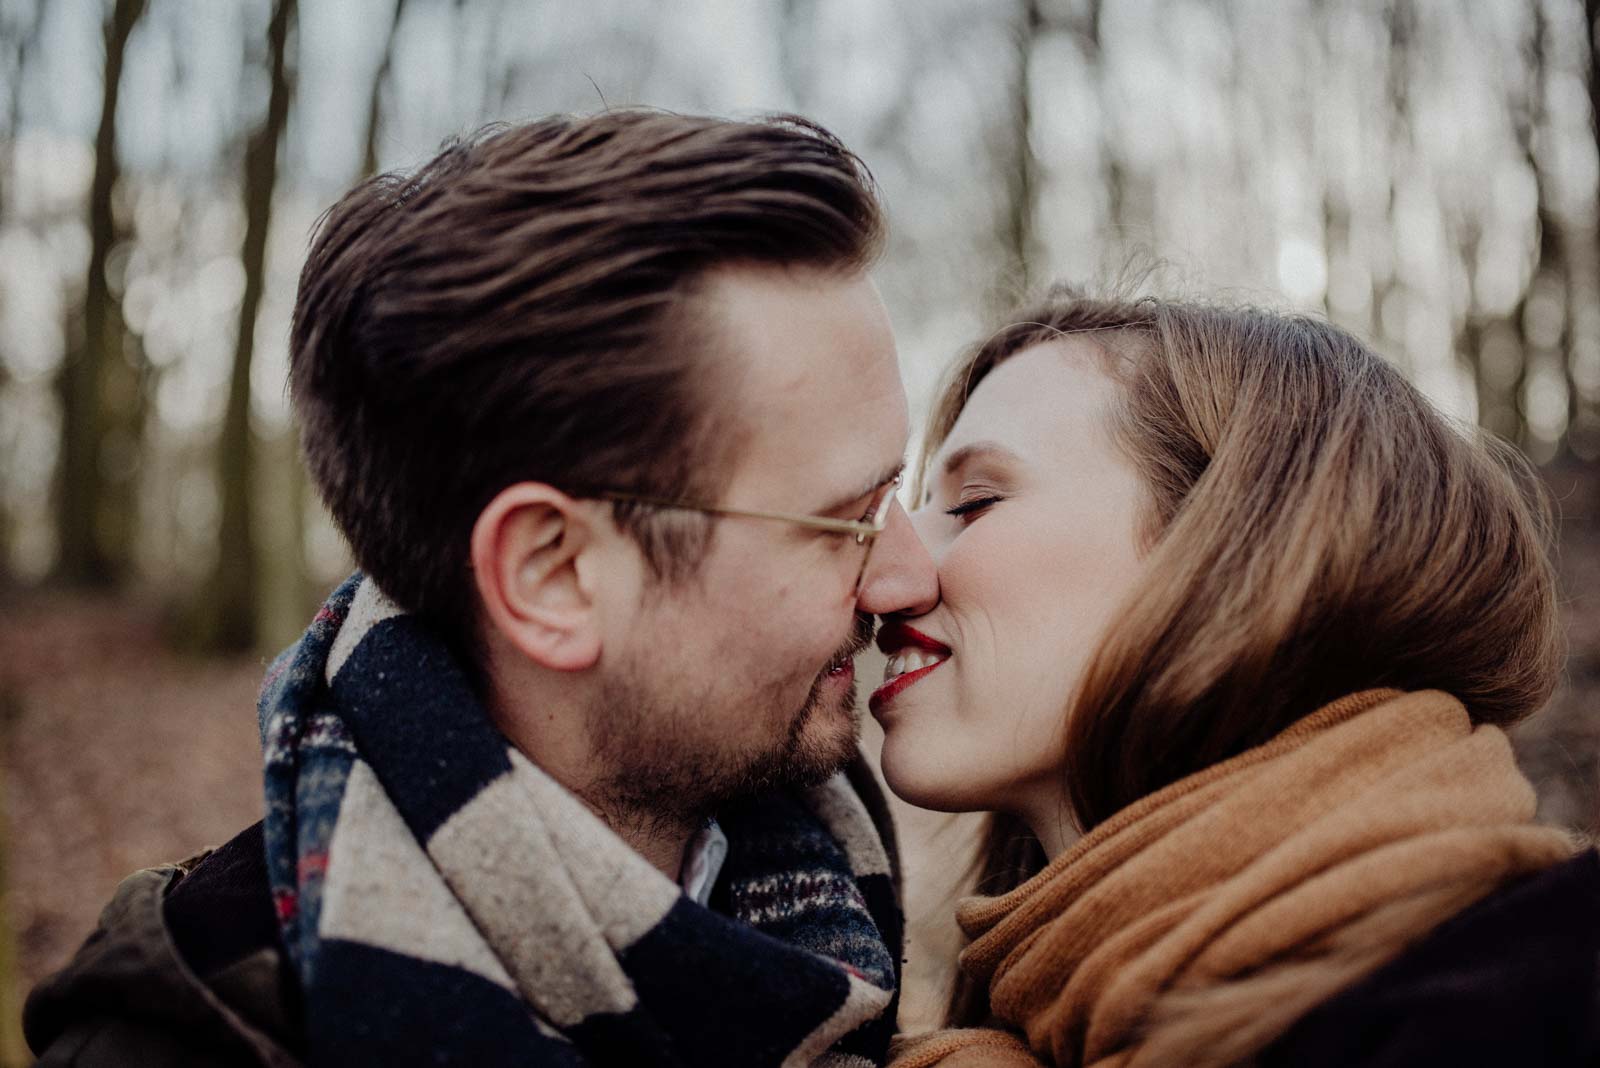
[841,613,876,661]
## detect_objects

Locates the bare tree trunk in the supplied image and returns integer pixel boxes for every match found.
[53,0,146,587]
[1322,189,1353,320]
[1313,3,1350,326]
[204,0,296,651]
[1467,4,1532,444]
[1575,0,1600,458]
[1084,0,1127,247]
[0,2,42,583]
[1065,0,1134,283]
[777,0,817,110]
[361,0,407,179]
[1372,0,1414,373]
[276,0,397,623]
[990,0,1042,315]
[1507,1,1560,452]
[0,2,40,214]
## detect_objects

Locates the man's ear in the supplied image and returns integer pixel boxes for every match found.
[470,483,603,672]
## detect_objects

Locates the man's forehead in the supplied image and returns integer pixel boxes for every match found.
[696,265,889,370]
[691,265,908,505]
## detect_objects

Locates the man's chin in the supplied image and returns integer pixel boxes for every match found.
[716,682,856,800]
[587,654,865,823]
[779,685,863,786]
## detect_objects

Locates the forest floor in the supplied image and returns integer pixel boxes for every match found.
[0,595,265,1064]
[0,460,1595,1057]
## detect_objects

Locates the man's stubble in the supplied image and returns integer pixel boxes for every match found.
[584,614,875,839]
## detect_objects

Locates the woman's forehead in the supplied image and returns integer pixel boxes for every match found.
[941,340,1117,463]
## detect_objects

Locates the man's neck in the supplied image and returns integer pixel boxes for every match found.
[579,793,701,882]
[482,646,700,882]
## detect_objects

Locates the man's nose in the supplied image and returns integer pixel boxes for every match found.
[855,499,938,617]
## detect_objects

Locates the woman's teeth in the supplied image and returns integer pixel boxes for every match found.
[883,649,948,682]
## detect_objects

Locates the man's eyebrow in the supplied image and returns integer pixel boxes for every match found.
[940,441,1023,478]
[817,459,905,516]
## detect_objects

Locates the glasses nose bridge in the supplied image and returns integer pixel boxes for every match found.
[851,472,903,587]
[851,537,877,596]
[851,490,907,595]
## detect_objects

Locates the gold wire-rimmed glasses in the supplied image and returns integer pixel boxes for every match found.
[598,468,903,595]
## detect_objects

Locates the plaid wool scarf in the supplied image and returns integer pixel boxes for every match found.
[259,574,902,1066]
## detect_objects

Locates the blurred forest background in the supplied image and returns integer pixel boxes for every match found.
[3,0,1600,1057]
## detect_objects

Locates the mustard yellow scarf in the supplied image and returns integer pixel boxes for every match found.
[892,690,1574,1068]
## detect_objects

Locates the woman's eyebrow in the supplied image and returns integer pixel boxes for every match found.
[940,441,1023,479]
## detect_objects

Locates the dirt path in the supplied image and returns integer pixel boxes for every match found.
[0,593,264,1060]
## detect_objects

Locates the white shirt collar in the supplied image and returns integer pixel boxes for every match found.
[678,818,729,906]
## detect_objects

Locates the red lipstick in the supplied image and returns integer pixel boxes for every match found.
[869,661,942,713]
[870,622,953,714]
[875,622,951,657]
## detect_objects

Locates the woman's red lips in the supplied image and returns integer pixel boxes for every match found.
[871,622,952,713]
[875,622,951,657]
[869,659,943,713]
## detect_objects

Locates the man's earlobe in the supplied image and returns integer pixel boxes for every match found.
[470,484,602,672]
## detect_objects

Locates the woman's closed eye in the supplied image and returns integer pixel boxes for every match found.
[945,494,1005,521]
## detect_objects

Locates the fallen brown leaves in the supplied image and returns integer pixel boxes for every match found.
[0,592,264,1039]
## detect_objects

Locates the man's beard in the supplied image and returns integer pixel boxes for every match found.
[584,614,875,840]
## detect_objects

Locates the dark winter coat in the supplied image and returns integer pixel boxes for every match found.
[1258,847,1600,1066]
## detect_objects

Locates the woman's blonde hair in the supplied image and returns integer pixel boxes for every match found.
[932,286,1563,1025]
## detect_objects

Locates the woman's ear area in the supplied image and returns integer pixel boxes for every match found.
[470,482,604,672]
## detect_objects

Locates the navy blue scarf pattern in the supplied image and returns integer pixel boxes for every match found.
[259,575,902,1066]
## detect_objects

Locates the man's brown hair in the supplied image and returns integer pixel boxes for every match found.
[290,111,884,646]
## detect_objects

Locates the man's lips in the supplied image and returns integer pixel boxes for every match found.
[826,614,876,677]
[825,646,857,678]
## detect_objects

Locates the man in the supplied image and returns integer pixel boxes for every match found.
[26,111,938,1066]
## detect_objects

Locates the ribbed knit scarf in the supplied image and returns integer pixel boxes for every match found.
[891,689,1573,1068]
[259,574,902,1067]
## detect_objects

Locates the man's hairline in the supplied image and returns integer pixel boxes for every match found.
[675,257,886,507]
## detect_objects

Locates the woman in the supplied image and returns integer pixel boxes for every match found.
[875,288,1597,1067]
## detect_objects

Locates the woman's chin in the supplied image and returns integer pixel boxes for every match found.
[878,735,990,813]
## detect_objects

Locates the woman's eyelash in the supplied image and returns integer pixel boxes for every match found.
[944,495,1004,518]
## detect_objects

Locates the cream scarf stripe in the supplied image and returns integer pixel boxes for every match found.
[325,579,680,1026]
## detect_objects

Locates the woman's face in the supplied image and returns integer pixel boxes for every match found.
[871,339,1149,828]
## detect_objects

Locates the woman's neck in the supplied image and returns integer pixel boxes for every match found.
[1018,788,1080,861]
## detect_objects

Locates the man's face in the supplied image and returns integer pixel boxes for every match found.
[586,265,912,823]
